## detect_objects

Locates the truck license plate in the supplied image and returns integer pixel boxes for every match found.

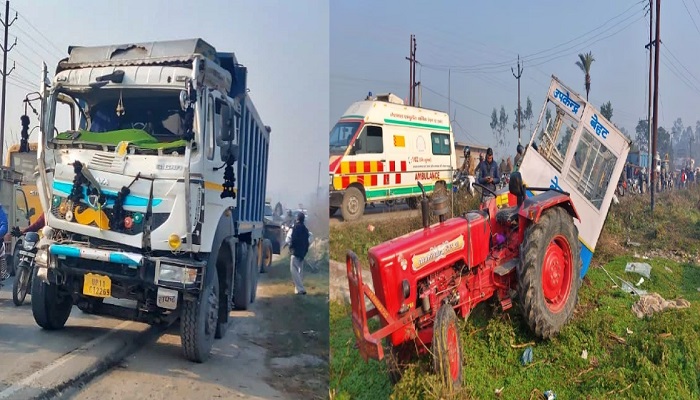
[83,273,111,298]
[156,287,179,310]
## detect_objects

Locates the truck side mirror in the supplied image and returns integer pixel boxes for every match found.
[218,102,234,143]
[179,90,189,111]
[27,207,35,219]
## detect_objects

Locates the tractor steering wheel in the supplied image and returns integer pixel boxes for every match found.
[472,182,497,198]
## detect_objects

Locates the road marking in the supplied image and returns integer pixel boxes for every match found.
[0,320,134,399]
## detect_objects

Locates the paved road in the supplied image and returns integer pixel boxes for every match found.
[0,253,320,400]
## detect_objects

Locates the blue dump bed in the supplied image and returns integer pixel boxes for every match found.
[218,53,271,235]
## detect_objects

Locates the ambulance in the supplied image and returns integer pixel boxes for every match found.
[329,93,457,221]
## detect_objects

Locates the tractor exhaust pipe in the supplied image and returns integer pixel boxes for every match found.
[417,181,430,229]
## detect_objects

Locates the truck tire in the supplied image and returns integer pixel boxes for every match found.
[341,186,364,221]
[261,239,273,273]
[31,275,73,330]
[181,269,219,363]
[249,243,259,304]
[432,304,462,390]
[233,244,251,310]
[517,206,581,339]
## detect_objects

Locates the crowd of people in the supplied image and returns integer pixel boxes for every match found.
[622,153,700,195]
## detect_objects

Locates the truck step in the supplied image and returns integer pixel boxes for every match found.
[494,259,518,276]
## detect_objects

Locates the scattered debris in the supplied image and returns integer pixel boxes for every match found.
[543,389,557,400]
[599,265,619,288]
[608,332,627,345]
[510,340,535,349]
[632,293,690,318]
[665,266,673,273]
[625,239,641,247]
[495,387,504,397]
[580,349,588,360]
[658,332,673,339]
[367,224,375,232]
[635,277,645,287]
[626,327,633,335]
[625,262,651,278]
[521,347,533,365]
[620,279,647,296]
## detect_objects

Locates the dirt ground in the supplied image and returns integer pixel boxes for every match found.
[256,245,330,399]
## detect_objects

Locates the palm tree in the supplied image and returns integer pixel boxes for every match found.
[575,52,595,101]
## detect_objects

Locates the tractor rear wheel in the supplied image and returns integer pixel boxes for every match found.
[432,304,462,391]
[517,206,581,339]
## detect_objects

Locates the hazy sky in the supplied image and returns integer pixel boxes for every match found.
[331,0,694,159]
[5,0,328,209]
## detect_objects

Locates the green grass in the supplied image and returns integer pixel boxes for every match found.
[330,188,700,399]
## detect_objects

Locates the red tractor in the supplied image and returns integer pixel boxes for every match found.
[346,172,582,389]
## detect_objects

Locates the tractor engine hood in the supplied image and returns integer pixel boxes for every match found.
[367,213,492,311]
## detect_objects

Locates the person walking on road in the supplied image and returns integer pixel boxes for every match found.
[285,212,310,295]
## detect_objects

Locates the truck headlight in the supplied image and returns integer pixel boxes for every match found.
[157,263,197,285]
[35,249,48,267]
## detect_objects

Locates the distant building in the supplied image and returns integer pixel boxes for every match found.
[454,142,488,175]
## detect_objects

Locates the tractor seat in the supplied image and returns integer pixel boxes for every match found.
[496,206,519,225]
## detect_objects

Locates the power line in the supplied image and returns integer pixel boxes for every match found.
[9,6,64,56]
[420,84,490,117]
[681,0,700,38]
[662,43,700,89]
[11,23,62,60]
[421,1,645,72]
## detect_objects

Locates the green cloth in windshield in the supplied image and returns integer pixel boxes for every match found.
[55,129,188,150]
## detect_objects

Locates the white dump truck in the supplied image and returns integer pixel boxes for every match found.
[33,39,270,362]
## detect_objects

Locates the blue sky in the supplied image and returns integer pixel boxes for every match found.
[331,0,695,160]
[5,0,328,209]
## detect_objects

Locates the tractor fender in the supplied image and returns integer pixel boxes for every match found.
[518,190,580,224]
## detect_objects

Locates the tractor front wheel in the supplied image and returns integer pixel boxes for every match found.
[432,304,462,391]
[517,206,581,339]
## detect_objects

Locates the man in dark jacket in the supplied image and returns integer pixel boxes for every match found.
[478,147,500,202]
[286,212,310,295]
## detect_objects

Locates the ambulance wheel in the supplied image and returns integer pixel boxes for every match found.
[432,304,462,391]
[341,186,364,221]
[261,239,273,273]
[233,244,251,310]
[518,206,581,339]
[406,197,419,209]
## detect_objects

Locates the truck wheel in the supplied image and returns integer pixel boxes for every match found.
[517,206,581,339]
[261,239,273,273]
[181,270,219,363]
[31,274,73,330]
[249,243,259,304]
[341,186,364,221]
[432,304,462,390]
[233,244,251,310]
[329,207,338,217]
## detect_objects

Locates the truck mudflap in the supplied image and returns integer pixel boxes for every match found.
[49,244,142,267]
[346,251,424,362]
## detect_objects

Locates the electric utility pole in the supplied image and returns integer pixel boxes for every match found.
[651,0,661,213]
[0,0,16,161]
[406,34,418,106]
[645,0,654,189]
[512,54,523,145]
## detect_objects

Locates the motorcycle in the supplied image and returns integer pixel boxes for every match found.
[452,170,474,196]
[12,231,39,306]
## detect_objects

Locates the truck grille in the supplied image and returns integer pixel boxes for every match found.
[51,199,169,235]
[89,151,126,174]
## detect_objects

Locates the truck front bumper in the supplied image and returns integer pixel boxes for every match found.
[46,243,205,292]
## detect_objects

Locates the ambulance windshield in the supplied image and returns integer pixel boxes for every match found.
[329,121,360,155]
